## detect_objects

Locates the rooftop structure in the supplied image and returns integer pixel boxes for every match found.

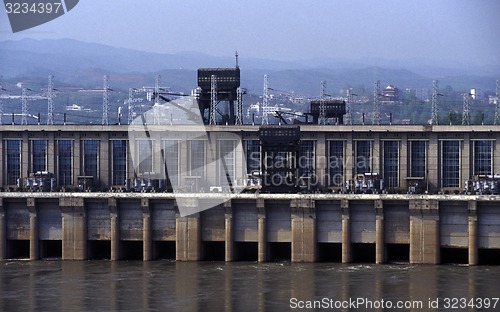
[197,68,241,125]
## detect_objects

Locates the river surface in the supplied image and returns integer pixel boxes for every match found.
[1,260,499,311]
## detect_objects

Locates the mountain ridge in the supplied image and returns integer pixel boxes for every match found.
[0,38,497,95]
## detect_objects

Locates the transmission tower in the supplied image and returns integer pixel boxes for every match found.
[21,87,30,125]
[261,75,269,125]
[153,75,161,125]
[431,80,439,125]
[319,80,327,125]
[372,80,381,125]
[462,93,471,125]
[0,76,4,125]
[47,75,55,125]
[495,79,500,125]
[236,87,243,125]
[102,75,110,125]
[209,75,217,125]
[127,88,143,125]
[128,88,135,125]
[346,89,354,125]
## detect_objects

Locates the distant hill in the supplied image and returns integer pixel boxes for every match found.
[0,38,498,96]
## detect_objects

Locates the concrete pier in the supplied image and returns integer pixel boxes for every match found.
[257,199,266,262]
[291,198,316,262]
[468,201,478,266]
[176,199,201,261]
[375,199,385,264]
[224,200,233,262]
[110,198,120,261]
[0,199,5,260]
[28,198,38,260]
[142,198,152,261]
[341,199,351,263]
[410,199,440,264]
[0,193,498,264]
[61,197,86,260]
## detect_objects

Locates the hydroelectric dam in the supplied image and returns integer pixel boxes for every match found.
[0,124,499,265]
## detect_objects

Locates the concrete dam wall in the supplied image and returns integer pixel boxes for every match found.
[0,193,499,265]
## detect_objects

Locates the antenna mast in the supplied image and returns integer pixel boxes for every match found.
[372,80,380,125]
[319,80,327,125]
[102,75,109,125]
[431,80,439,125]
[261,75,269,125]
[235,51,239,69]
[209,75,217,125]
[47,75,55,125]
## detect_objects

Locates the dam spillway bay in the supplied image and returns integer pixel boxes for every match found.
[0,192,499,265]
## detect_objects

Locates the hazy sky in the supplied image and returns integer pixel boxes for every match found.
[1,0,499,65]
